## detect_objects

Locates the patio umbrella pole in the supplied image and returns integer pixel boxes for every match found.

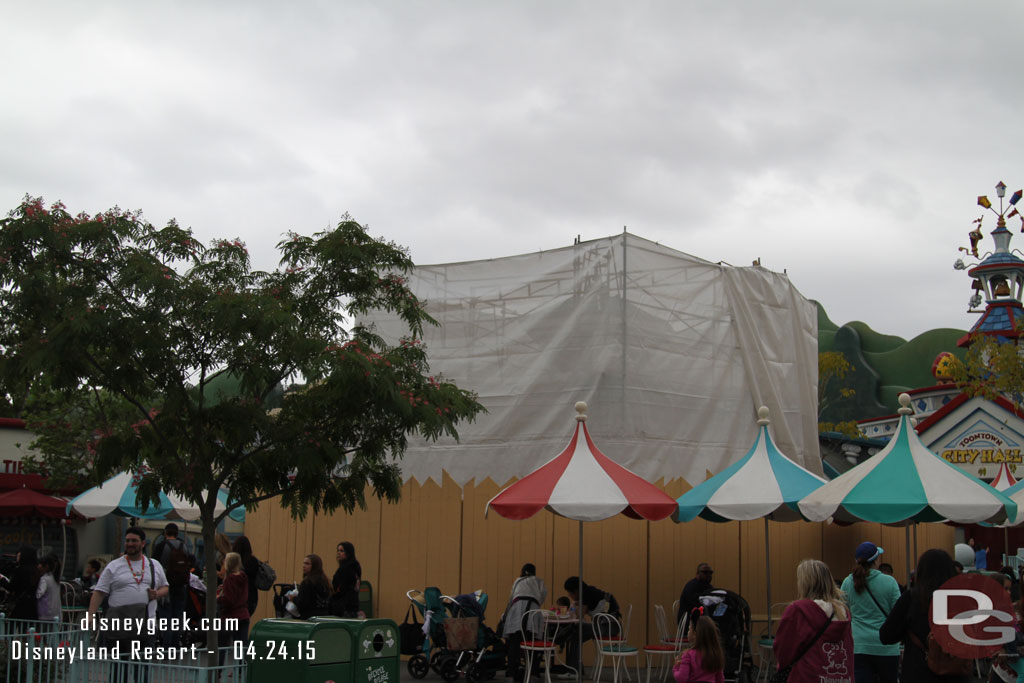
[913,522,918,564]
[765,517,773,636]
[905,525,911,587]
[578,521,584,683]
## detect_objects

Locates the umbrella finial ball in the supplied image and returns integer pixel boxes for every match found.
[757,405,770,425]
[575,401,588,422]
[898,393,913,416]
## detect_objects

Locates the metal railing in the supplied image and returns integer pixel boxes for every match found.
[0,615,246,683]
[1,615,73,683]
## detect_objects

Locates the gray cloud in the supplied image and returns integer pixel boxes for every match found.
[2,0,1022,340]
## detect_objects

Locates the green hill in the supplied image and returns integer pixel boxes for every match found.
[816,302,967,421]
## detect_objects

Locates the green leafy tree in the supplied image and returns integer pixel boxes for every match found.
[0,196,484,656]
[818,351,860,438]
[952,325,1024,411]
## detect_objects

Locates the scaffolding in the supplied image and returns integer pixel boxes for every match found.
[367,232,820,487]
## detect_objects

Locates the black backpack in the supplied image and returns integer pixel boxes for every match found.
[254,560,276,591]
[161,539,192,586]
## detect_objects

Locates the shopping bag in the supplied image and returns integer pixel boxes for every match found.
[444,616,479,651]
[400,605,426,655]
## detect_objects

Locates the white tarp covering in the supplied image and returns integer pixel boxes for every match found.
[366,233,820,486]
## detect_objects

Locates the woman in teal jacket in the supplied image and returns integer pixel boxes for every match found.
[839,542,901,683]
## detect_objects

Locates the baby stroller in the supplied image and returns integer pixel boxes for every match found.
[406,588,506,682]
[445,591,507,683]
[688,589,755,683]
[273,582,298,618]
[180,573,208,646]
[406,587,455,679]
[171,573,208,647]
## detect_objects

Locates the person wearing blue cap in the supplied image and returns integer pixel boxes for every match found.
[839,542,901,683]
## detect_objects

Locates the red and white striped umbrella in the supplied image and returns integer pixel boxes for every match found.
[990,462,1018,491]
[486,402,677,522]
[486,402,675,683]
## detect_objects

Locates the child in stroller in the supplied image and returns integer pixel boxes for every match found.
[405,588,506,683]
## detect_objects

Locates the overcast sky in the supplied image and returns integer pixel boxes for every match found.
[3,1,1022,341]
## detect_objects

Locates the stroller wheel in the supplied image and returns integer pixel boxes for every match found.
[431,650,446,672]
[440,656,460,683]
[466,662,485,683]
[408,655,430,679]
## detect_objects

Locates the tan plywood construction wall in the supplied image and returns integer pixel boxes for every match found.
[246,478,954,649]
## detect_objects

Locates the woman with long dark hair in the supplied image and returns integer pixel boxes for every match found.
[295,554,331,619]
[2,546,40,620]
[879,549,966,682]
[330,541,363,617]
[839,542,901,683]
[232,535,260,617]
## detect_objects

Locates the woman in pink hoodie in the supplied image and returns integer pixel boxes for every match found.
[774,559,854,683]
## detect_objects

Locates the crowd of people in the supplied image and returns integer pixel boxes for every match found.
[8,527,1019,682]
[492,544,1018,683]
[0,525,369,659]
[0,529,267,656]
[766,543,1004,683]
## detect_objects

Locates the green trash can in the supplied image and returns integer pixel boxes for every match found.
[248,618,354,683]
[310,617,400,683]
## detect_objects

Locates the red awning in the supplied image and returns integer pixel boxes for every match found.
[0,488,82,519]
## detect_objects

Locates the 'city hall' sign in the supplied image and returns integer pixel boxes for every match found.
[938,425,1023,479]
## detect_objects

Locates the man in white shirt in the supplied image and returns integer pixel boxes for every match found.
[88,527,169,653]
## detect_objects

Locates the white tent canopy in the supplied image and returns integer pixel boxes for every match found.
[367,233,820,486]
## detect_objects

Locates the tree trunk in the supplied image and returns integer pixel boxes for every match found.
[202,510,219,666]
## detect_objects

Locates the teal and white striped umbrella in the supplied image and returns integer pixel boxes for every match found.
[675,406,827,522]
[674,405,826,633]
[799,394,1018,525]
[68,469,246,523]
[996,477,1024,527]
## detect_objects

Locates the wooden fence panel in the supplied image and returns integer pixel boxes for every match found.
[460,476,555,621]
[648,478,697,645]
[378,472,463,623]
